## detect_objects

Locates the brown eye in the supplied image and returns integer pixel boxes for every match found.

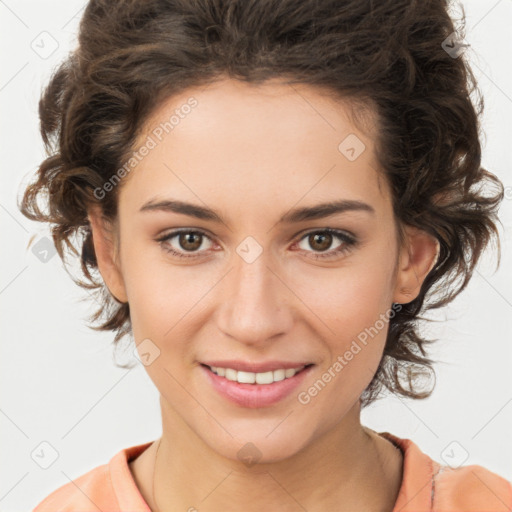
[157,229,214,259]
[308,232,333,252]
[296,229,357,260]
[178,232,203,251]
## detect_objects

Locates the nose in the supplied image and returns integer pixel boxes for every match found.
[216,250,294,347]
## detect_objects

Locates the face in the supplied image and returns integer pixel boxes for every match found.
[90,78,436,463]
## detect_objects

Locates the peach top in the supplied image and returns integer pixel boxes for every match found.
[32,431,512,511]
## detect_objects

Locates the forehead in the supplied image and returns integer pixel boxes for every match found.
[119,78,389,217]
[139,77,377,152]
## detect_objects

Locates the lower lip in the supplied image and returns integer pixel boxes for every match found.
[200,364,314,408]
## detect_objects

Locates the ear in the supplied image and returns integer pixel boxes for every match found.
[87,204,128,303]
[393,225,439,305]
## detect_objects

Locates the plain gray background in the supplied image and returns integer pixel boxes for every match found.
[1,1,511,511]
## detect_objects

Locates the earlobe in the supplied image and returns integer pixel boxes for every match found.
[87,205,128,304]
[393,225,440,305]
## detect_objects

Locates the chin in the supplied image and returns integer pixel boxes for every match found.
[199,423,311,466]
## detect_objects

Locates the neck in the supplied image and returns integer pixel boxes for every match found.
[148,399,403,512]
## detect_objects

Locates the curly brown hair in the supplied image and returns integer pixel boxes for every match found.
[18,0,504,407]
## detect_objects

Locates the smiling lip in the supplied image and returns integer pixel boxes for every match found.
[200,363,314,408]
[200,360,312,373]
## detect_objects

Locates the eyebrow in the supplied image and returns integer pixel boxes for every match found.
[139,198,375,224]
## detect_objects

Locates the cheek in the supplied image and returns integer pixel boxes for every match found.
[293,251,394,339]
[293,297,390,422]
[291,255,394,392]
[119,240,193,340]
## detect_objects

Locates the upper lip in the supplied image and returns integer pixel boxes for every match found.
[201,360,313,373]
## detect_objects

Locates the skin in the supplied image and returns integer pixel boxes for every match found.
[88,77,439,512]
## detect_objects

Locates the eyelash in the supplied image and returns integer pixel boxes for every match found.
[156,228,358,261]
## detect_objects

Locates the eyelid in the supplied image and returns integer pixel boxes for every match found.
[294,226,357,242]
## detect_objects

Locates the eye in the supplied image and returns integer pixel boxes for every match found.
[156,229,215,259]
[295,228,358,260]
[156,227,358,261]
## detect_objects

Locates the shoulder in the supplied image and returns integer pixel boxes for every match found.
[377,431,512,512]
[32,463,116,511]
[433,462,512,511]
[32,442,153,512]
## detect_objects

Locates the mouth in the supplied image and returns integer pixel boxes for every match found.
[200,363,313,384]
[199,362,315,408]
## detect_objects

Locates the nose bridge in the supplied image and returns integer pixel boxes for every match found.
[216,244,293,344]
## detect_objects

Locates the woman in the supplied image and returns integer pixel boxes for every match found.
[22,0,511,510]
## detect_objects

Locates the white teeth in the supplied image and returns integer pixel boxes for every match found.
[209,365,305,384]
[255,371,273,384]
[273,369,286,381]
[225,368,237,381]
[237,370,256,384]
